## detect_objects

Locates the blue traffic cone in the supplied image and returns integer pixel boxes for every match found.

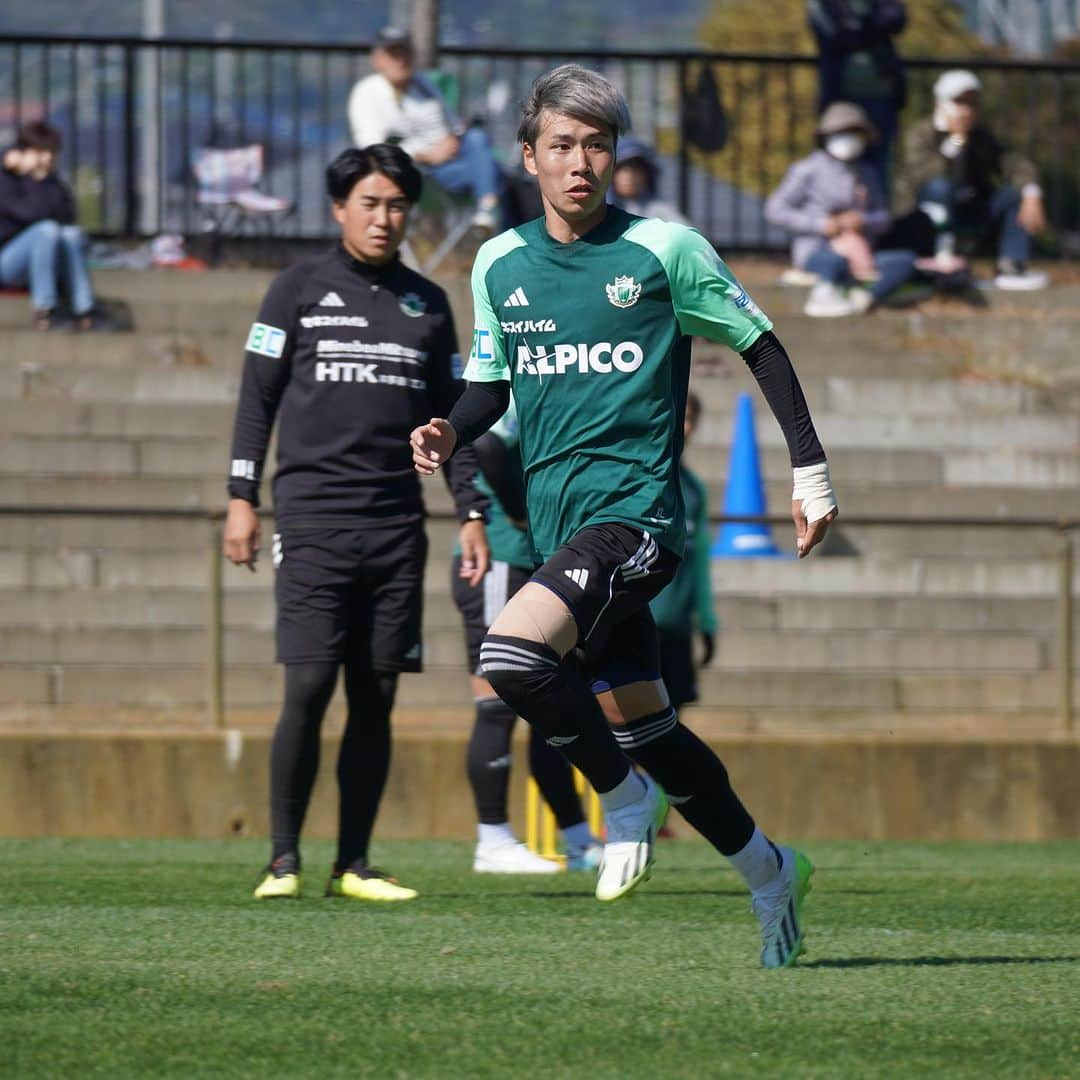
[711,393,784,558]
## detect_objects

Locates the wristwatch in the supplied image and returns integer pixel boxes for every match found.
[466,508,485,522]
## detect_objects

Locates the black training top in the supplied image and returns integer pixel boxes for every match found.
[0,163,76,246]
[227,244,485,528]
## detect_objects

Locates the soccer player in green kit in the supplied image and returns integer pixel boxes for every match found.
[411,65,837,968]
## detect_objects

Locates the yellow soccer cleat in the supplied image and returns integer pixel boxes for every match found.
[326,867,418,902]
[253,856,301,900]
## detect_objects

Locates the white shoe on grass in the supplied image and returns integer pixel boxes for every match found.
[473,840,561,874]
[752,845,814,969]
[595,774,668,902]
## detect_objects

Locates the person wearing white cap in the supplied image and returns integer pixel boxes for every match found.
[348,28,504,233]
[893,69,1047,290]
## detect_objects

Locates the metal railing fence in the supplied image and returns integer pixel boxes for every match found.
[0,504,1074,734]
[1,33,1080,248]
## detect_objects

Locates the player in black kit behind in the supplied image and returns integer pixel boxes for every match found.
[225,145,490,902]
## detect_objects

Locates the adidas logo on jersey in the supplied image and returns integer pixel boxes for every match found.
[563,567,590,589]
[503,287,529,307]
[517,341,644,376]
[318,291,346,307]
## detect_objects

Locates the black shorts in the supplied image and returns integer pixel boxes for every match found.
[530,523,680,693]
[273,524,427,670]
[451,556,533,675]
[657,629,698,709]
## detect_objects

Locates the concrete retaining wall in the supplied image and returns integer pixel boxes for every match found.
[3,732,1076,842]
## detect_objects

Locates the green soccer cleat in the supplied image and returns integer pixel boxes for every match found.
[253,854,301,900]
[753,847,814,969]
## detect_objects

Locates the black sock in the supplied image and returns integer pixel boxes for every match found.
[616,711,755,855]
[270,661,339,864]
[480,634,631,794]
[467,696,517,824]
[334,666,398,873]
[528,726,586,829]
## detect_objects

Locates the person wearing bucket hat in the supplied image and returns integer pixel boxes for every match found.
[766,101,918,317]
[808,0,908,190]
[610,137,689,225]
[893,69,1047,291]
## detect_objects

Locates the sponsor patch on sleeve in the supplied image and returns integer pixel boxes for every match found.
[245,322,287,359]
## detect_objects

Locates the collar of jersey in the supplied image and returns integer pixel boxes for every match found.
[533,204,629,254]
[335,242,401,282]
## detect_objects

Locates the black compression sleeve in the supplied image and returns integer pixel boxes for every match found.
[740,330,826,467]
[446,380,511,449]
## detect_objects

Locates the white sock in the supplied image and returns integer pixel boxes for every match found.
[562,822,594,853]
[727,827,783,892]
[598,769,646,814]
[477,822,515,847]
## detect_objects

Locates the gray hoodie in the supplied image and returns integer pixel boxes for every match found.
[765,149,891,268]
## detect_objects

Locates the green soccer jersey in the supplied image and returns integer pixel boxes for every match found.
[464,207,772,562]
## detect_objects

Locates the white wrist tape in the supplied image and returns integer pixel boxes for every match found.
[792,462,837,524]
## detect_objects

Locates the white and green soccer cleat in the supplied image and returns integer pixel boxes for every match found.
[752,846,814,969]
[595,774,668,902]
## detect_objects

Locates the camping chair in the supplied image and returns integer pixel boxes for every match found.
[410,70,489,275]
[191,144,293,263]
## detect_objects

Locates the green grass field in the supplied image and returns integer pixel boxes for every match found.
[3,839,1078,1078]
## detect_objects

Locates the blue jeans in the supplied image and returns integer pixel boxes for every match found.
[918,178,1030,263]
[806,245,917,303]
[428,127,502,204]
[0,219,96,315]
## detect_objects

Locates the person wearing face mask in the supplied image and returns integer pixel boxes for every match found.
[765,102,918,318]
[893,70,1047,291]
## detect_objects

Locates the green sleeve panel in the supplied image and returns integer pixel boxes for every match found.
[688,469,718,634]
[624,218,772,353]
[462,229,526,382]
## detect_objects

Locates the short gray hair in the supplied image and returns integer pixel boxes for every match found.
[517,64,631,147]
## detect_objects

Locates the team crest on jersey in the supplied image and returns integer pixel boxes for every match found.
[399,292,426,318]
[605,275,642,309]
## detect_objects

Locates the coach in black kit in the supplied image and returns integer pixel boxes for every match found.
[225,145,489,902]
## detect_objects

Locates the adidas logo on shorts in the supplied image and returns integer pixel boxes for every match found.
[563,567,589,589]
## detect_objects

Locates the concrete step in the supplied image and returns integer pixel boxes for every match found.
[0,621,1051,672]
[0,586,1071,638]
[709,554,1080,598]
[10,362,240,404]
[3,663,1072,714]
[0,508,1066,564]
[1,539,1074,597]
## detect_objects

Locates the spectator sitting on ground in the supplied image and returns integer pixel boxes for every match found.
[892,69,1047,291]
[765,102,917,318]
[610,138,689,224]
[808,0,907,191]
[0,121,102,331]
[347,26,503,232]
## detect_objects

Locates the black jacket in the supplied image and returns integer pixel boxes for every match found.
[228,245,485,528]
[808,0,907,112]
[0,165,75,247]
